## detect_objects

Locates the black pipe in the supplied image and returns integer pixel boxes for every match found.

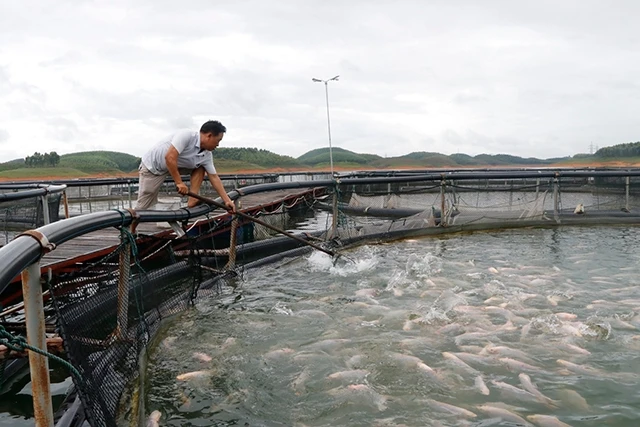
[0,185,67,201]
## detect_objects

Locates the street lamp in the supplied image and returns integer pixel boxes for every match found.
[312,75,339,176]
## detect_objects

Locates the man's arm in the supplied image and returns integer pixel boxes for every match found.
[165,146,188,195]
[208,173,236,212]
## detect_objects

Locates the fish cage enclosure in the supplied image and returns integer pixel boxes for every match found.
[2,168,640,426]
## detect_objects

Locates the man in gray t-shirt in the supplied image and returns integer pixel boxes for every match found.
[135,120,235,212]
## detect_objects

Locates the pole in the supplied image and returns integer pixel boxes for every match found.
[324,82,334,176]
[22,263,54,426]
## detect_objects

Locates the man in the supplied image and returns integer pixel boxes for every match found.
[135,120,235,212]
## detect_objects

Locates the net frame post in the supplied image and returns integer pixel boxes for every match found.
[331,180,339,238]
[39,195,51,225]
[626,175,630,212]
[21,262,54,427]
[62,190,70,219]
[225,199,240,270]
[115,227,131,340]
[553,174,560,223]
[127,180,133,209]
[440,175,447,227]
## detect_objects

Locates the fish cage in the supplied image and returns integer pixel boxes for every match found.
[0,184,67,245]
[1,168,640,426]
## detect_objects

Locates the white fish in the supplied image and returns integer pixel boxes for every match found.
[326,369,370,383]
[328,384,388,411]
[296,309,331,318]
[499,357,544,373]
[390,352,437,376]
[555,312,577,321]
[176,370,213,381]
[474,376,490,395]
[146,410,162,427]
[221,337,237,350]
[476,404,532,426]
[527,414,573,427]
[482,344,538,365]
[291,368,311,395]
[518,373,558,407]
[556,389,589,411]
[442,352,479,375]
[556,359,604,376]
[490,380,538,403]
[192,352,212,363]
[424,398,477,418]
[264,348,296,359]
[557,342,590,356]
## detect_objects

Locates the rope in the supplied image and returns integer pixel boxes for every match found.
[0,324,84,385]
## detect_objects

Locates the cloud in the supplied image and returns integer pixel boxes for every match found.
[0,0,639,163]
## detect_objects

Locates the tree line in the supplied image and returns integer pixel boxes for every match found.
[595,141,640,158]
[25,151,61,167]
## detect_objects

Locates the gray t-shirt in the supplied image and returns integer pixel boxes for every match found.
[141,130,217,175]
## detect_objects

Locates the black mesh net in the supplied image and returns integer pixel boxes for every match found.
[0,194,61,244]
[48,226,234,427]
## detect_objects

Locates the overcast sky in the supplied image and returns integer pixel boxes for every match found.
[1,0,639,163]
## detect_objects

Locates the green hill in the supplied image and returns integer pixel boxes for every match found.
[214,147,301,168]
[297,147,382,166]
[60,151,141,173]
[3,139,640,179]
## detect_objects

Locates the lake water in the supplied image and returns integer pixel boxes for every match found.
[143,226,640,427]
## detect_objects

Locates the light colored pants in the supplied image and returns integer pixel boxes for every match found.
[135,164,191,210]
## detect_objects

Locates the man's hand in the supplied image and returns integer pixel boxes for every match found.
[176,182,189,195]
[223,199,236,213]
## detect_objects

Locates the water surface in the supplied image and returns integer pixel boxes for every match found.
[146,226,640,426]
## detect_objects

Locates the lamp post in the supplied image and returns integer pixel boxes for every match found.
[312,75,339,176]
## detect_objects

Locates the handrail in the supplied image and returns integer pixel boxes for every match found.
[0,184,67,202]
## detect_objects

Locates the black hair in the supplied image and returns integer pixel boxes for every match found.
[200,120,227,135]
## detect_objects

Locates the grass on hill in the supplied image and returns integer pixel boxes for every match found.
[214,159,267,172]
[0,167,90,178]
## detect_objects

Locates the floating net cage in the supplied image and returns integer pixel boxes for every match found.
[4,171,640,426]
[0,193,62,245]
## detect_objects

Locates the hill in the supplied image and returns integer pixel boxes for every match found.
[59,151,141,173]
[2,140,640,180]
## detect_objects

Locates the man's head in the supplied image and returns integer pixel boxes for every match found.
[199,120,227,150]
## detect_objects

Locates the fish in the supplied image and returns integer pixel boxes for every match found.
[176,370,213,381]
[146,410,162,427]
[557,342,590,356]
[264,347,296,359]
[481,344,538,365]
[442,352,479,375]
[527,414,573,427]
[291,368,311,395]
[499,357,544,373]
[556,359,604,376]
[326,369,370,383]
[192,352,212,363]
[424,398,477,418]
[476,404,532,426]
[328,384,388,411]
[490,380,538,403]
[474,375,490,395]
[556,389,589,411]
[518,373,558,407]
